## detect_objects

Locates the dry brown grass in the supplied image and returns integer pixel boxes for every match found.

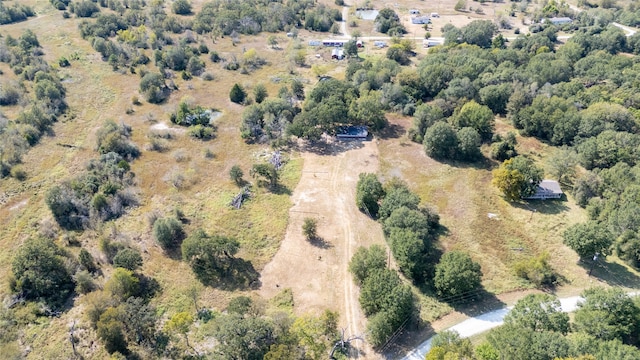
[379,114,594,297]
[0,2,313,357]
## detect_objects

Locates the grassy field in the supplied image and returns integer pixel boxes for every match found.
[378,114,640,318]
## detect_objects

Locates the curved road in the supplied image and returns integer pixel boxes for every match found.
[400,293,638,359]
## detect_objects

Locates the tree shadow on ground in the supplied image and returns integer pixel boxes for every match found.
[510,198,570,215]
[293,137,365,155]
[195,258,261,291]
[270,183,291,195]
[307,236,332,249]
[376,122,404,140]
[436,155,495,171]
[381,318,436,359]
[578,258,640,289]
[448,289,507,318]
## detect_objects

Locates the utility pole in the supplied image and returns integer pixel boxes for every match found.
[588,252,599,276]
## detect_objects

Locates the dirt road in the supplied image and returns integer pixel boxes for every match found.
[260,139,386,358]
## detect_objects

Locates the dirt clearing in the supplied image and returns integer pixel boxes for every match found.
[260,139,387,358]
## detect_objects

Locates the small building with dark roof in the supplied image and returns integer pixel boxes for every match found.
[523,180,563,200]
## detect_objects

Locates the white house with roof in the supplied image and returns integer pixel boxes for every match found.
[546,17,573,25]
[523,180,563,200]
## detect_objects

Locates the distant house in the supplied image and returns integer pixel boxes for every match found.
[411,16,431,24]
[409,9,420,15]
[546,17,572,25]
[336,126,368,139]
[309,40,321,46]
[423,38,442,48]
[331,48,344,60]
[523,180,563,200]
[323,39,347,47]
[374,41,387,48]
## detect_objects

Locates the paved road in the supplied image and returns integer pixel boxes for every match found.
[400,293,639,360]
[399,295,583,360]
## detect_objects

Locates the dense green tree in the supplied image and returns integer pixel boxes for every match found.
[213,313,274,360]
[574,287,640,344]
[504,294,569,334]
[427,330,474,360]
[153,217,185,251]
[378,184,420,220]
[384,206,435,239]
[452,100,494,141]
[461,20,498,48]
[112,248,143,271]
[251,163,279,188]
[490,132,517,162]
[424,122,459,160]
[374,8,405,34]
[139,72,168,104]
[11,237,74,306]
[457,127,482,161]
[546,147,579,184]
[479,83,512,115]
[97,307,128,354]
[166,311,195,350]
[105,268,140,301]
[349,245,388,285]
[487,324,570,360]
[563,221,612,258]
[172,0,192,15]
[290,312,338,359]
[230,83,247,104]
[181,228,240,283]
[79,248,98,272]
[253,84,268,104]
[434,251,482,300]
[409,103,445,143]
[493,166,527,202]
[493,156,543,200]
[388,228,426,281]
[229,165,244,185]
[355,173,385,217]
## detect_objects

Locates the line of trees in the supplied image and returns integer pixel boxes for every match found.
[0,30,68,179]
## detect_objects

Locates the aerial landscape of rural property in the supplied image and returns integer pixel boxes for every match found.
[4,0,640,358]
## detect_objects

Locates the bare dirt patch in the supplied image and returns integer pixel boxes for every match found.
[259,139,387,358]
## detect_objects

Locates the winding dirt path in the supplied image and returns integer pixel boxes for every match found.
[259,139,386,358]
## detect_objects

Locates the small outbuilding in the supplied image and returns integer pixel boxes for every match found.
[546,17,573,25]
[336,126,368,139]
[409,9,420,15]
[331,48,344,60]
[411,16,431,24]
[523,180,563,200]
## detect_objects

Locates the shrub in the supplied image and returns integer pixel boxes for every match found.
[12,237,74,306]
[229,165,243,185]
[513,252,557,287]
[105,267,140,301]
[172,0,192,15]
[356,173,385,217]
[112,248,143,271]
[10,165,27,181]
[188,124,215,139]
[79,248,98,272]
[302,218,318,240]
[434,251,482,300]
[230,83,247,104]
[74,1,100,17]
[153,217,185,251]
[75,270,96,294]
